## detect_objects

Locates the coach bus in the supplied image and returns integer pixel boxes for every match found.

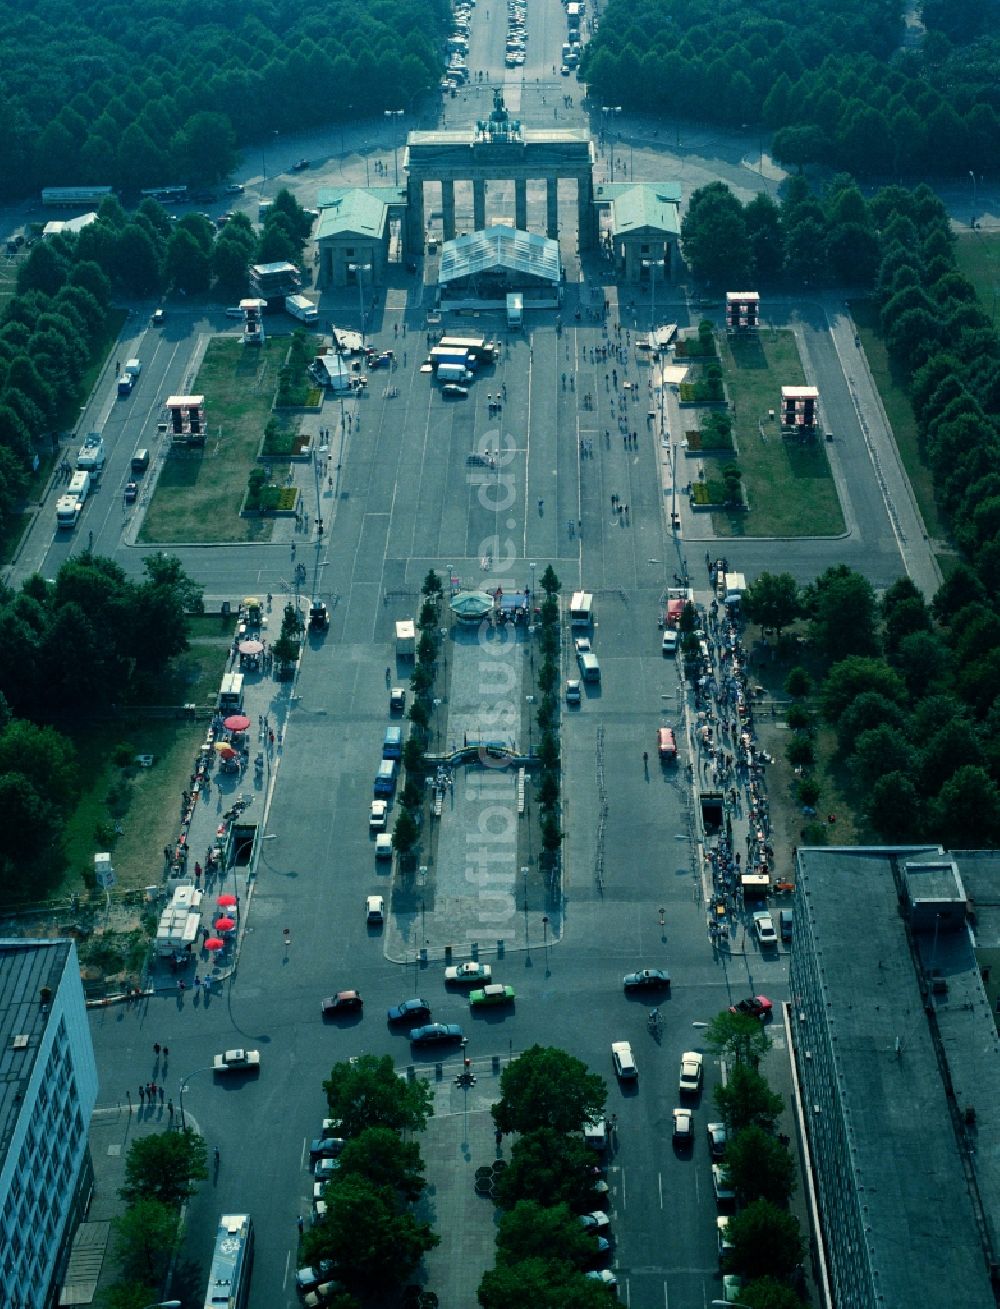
[204,1212,254,1309]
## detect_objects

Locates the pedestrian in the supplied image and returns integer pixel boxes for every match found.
[194,973,201,988]
[154,1042,161,1056]
[495,1128,503,1147]
[148,1082,156,1097]
[162,1046,169,1059]
[203,976,211,994]
[168,1100,174,1120]
[178,980,186,993]
[297,1215,305,1235]
[159,1086,165,1103]
[269,728,275,748]
[138,1085,145,1104]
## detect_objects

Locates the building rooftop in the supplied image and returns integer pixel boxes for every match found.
[795,847,998,1308]
[439,224,560,287]
[316,187,404,241]
[0,939,75,1163]
[602,183,682,237]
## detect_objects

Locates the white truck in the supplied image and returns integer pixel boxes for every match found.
[719,571,746,607]
[68,469,90,503]
[76,433,105,475]
[286,294,319,326]
[437,362,473,383]
[55,494,82,530]
[395,619,416,659]
[569,591,594,628]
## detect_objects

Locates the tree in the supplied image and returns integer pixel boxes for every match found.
[743,194,784,281]
[784,667,811,699]
[681,182,751,286]
[786,735,814,767]
[479,1257,611,1309]
[102,1281,162,1309]
[725,1200,803,1281]
[724,1125,796,1207]
[496,1200,593,1268]
[851,725,911,789]
[493,1128,598,1211]
[803,566,878,661]
[303,1175,438,1293]
[492,1046,606,1137]
[336,1127,426,1202]
[170,110,237,185]
[392,809,419,855]
[0,719,78,813]
[115,224,163,296]
[819,657,907,725]
[165,227,212,294]
[714,1062,784,1134]
[112,1199,180,1284]
[120,1129,208,1206]
[540,564,561,595]
[705,1012,772,1071]
[741,1275,807,1309]
[743,573,799,637]
[213,230,255,295]
[323,1054,432,1138]
[931,766,1000,847]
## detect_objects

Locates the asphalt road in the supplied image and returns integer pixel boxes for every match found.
[68,0,922,1305]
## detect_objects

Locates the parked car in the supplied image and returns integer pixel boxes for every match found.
[442,382,469,397]
[151,308,165,324]
[445,961,492,984]
[410,1023,464,1045]
[313,1157,340,1181]
[753,910,777,947]
[565,678,582,705]
[224,182,245,194]
[623,968,670,992]
[586,1269,618,1288]
[321,991,362,1017]
[302,1282,341,1309]
[579,1211,610,1232]
[366,895,384,924]
[662,629,678,655]
[469,983,515,1007]
[308,1137,346,1160]
[712,1163,736,1206]
[295,1262,337,1293]
[678,1051,703,1095]
[123,481,138,504]
[212,1048,260,1074]
[369,800,388,831]
[706,1121,728,1159]
[389,686,406,712]
[388,998,431,1024]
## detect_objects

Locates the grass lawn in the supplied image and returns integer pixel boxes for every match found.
[58,616,232,898]
[139,336,298,544]
[955,230,1000,330]
[849,299,943,541]
[61,720,204,898]
[703,329,843,538]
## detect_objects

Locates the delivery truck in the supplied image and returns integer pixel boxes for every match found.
[76,433,105,474]
[55,494,82,530]
[285,294,319,326]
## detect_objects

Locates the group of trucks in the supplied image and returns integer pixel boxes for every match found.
[56,433,107,530]
[428,335,497,386]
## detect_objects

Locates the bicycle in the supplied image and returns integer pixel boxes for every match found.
[647,1008,660,1033]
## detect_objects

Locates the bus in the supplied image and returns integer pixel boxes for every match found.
[204,1213,254,1309]
[140,185,189,203]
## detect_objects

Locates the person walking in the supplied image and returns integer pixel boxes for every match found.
[297,1216,305,1235]
[138,1085,145,1105]
[153,1042,161,1056]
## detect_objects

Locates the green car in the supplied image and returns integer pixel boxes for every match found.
[469,983,516,1008]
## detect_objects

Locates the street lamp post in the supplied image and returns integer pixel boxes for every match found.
[347,262,373,347]
[969,170,978,221]
[600,105,621,154]
[384,110,404,187]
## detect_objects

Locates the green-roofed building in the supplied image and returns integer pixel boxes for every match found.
[315,186,408,287]
[595,182,682,284]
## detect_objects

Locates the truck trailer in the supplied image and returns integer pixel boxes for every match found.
[285,294,319,326]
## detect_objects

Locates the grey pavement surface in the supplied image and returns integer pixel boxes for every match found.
[57,0,956,1304]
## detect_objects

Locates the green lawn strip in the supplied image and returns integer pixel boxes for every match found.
[139,336,299,544]
[954,231,1000,330]
[703,329,843,538]
[849,299,942,540]
[61,719,203,897]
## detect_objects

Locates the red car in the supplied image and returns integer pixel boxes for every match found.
[729,994,773,1020]
[321,990,363,1017]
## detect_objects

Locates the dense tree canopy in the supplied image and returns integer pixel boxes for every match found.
[0,0,448,198]
[582,0,1000,176]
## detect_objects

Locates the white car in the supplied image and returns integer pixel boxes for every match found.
[574,637,592,654]
[565,678,582,705]
[679,1051,703,1095]
[369,800,388,830]
[213,1048,260,1073]
[717,1214,734,1260]
[444,960,492,984]
[672,1106,693,1142]
[662,629,678,655]
[366,894,384,925]
[712,1163,736,1206]
[753,910,777,947]
[375,833,392,859]
[611,1040,637,1080]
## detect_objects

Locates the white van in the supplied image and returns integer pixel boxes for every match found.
[218,672,245,712]
[577,650,601,682]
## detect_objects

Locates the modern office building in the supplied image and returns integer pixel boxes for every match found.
[0,939,99,1308]
[790,846,1000,1309]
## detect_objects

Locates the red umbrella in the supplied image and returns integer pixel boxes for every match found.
[218,746,237,760]
[216,894,237,907]
[215,917,236,932]
[204,937,225,951]
[224,714,252,732]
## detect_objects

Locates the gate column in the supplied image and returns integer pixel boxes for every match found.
[546,175,559,241]
[473,178,487,231]
[442,179,456,242]
[515,178,527,231]
[406,176,425,254]
[577,172,595,249]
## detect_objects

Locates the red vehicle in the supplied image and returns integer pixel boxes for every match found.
[321,990,363,1017]
[729,995,773,1020]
